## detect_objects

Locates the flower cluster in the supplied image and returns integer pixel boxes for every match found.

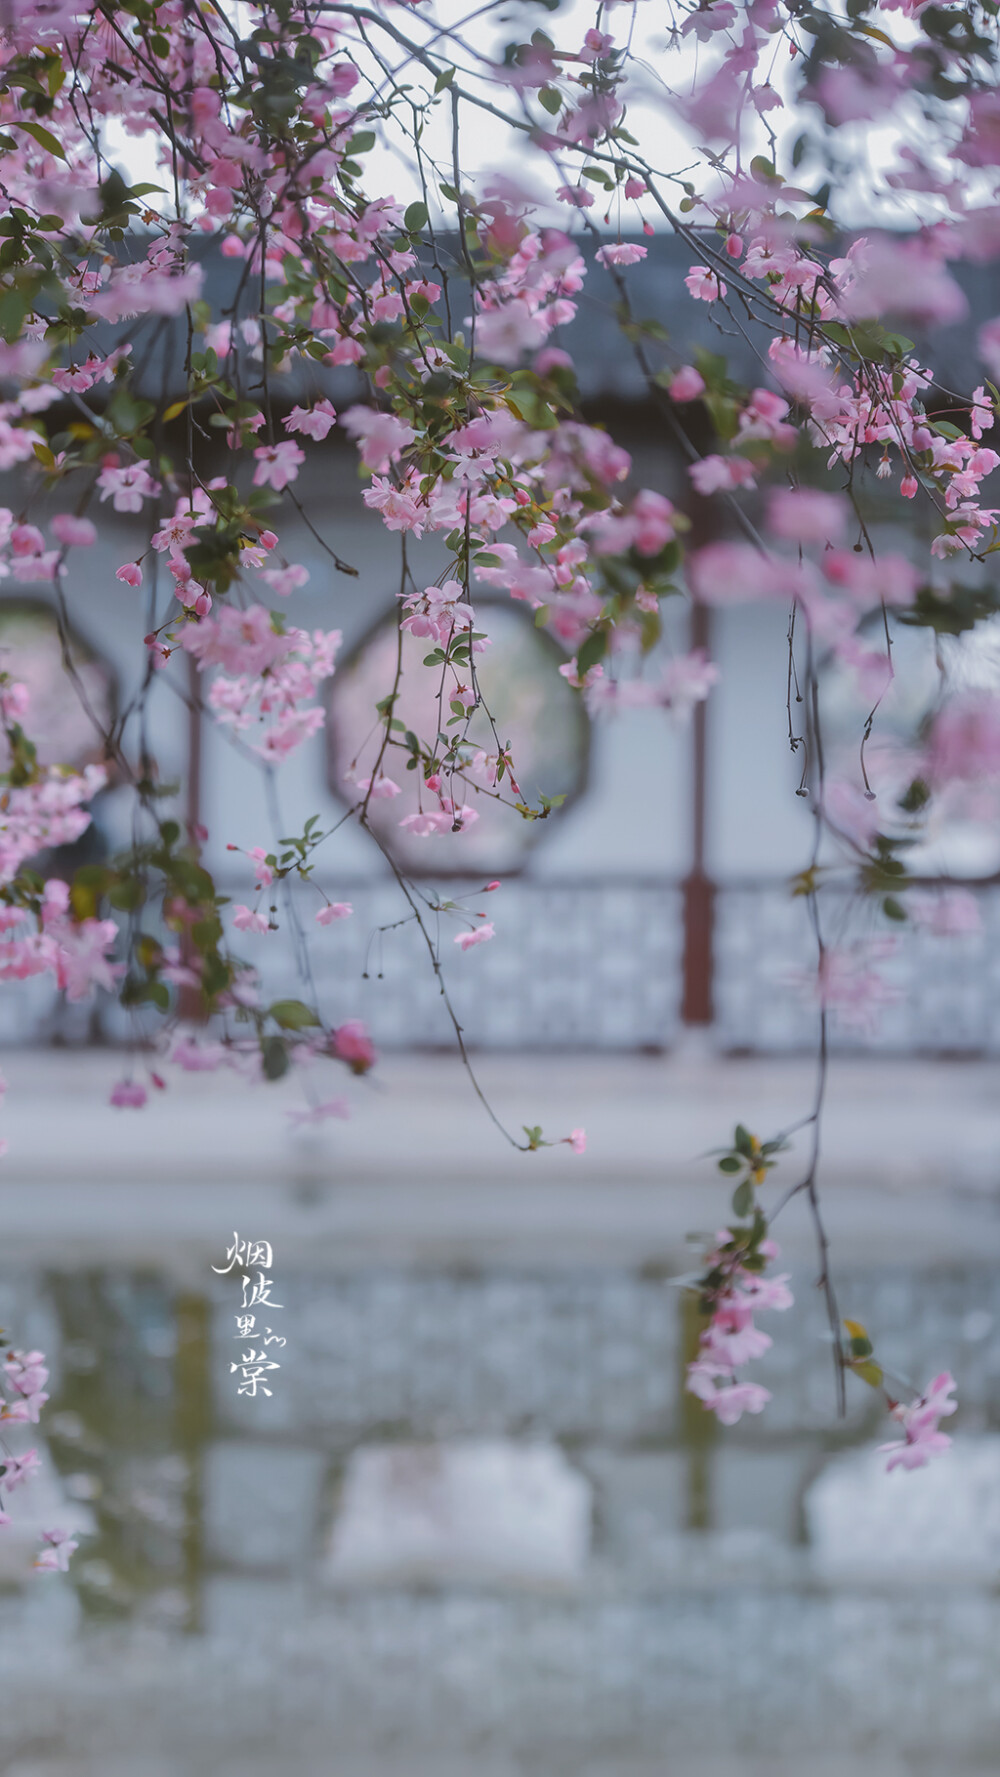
[0,1346,78,1572]
[685,1127,793,1426]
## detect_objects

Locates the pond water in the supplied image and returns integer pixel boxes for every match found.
[1,1259,999,1775]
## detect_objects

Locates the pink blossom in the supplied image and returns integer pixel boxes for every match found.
[341,407,416,471]
[109,1079,147,1108]
[0,680,29,724]
[253,441,305,490]
[556,185,595,209]
[247,846,274,889]
[670,366,706,402]
[284,400,337,441]
[232,904,269,934]
[50,514,96,548]
[287,1098,350,1126]
[596,243,647,268]
[808,941,899,1033]
[454,922,495,950]
[55,917,119,1002]
[687,1366,772,1424]
[401,581,477,646]
[357,774,401,800]
[474,300,549,365]
[35,1528,78,1573]
[689,454,757,495]
[837,235,967,327]
[660,648,720,716]
[631,489,677,555]
[565,1127,586,1154]
[767,487,848,545]
[97,462,159,513]
[687,541,797,606]
[316,902,353,923]
[908,888,982,936]
[116,562,142,587]
[399,809,452,837]
[0,1447,40,1490]
[926,693,1000,784]
[363,475,426,534]
[880,1372,957,1472]
[332,1020,376,1073]
[260,563,309,598]
[685,265,727,303]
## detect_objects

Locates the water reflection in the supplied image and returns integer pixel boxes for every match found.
[7,1261,1000,1769]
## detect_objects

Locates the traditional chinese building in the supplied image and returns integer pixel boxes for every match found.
[3,236,1000,1054]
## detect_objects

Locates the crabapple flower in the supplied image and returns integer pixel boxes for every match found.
[670,366,706,401]
[287,1098,350,1126]
[332,1020,376,1073]
[116,562,142,586]
[687,1368,772,1425]
[880,1373,958,1472]
[97,463,159,512]
[767,487,848,545]
[284,400,337,440]
[110,1080,147,1108]
[474,300,548,365]
[341,407,416,471]
[689,455,757,495]
[3,1349,50,1423]
[454,922,495,950]
[356,774,401,800]
[316,902,353,923]
[805,941,899,1034]
[908,889,982,937]
[596,243,647,267]
[686,1223,793,1425]
[55,918,120,1002]
[247,846,273,890]
[685,266,727,302]
[565,1127,586,1154]
[0,1448,41,1490]
[35,1528,78,1572]
[232,905,269,934]
[50,514,96,547]
[253,441,305,490]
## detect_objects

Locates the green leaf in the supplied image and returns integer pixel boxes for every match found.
[434,65,456,92]
[108,878,145,912]
[13,120,66,160]
[575,627,607,678]
[404,200,428,233]
[718,1154,742,1174]
[262,1035,289,1081]
[538,85,562,115]
[853,1360,883,1389]
[269,998,320,1031]
[731,1179,754,1218]
[733,1124,753,1157]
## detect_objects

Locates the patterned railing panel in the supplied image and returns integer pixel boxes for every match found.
[714,882,1000,1054]
[5,876,1000,1053]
